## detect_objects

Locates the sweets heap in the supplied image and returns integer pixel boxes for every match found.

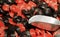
[0,0,60,37]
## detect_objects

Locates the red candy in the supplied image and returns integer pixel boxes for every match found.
[17,23,26,32]
[2,4,9,11]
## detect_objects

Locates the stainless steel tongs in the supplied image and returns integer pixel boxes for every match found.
[28,15,60,25]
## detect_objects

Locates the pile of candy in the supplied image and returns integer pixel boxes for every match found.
[0,0,60,37]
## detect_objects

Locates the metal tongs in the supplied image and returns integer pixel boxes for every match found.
[28,15,60,25]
